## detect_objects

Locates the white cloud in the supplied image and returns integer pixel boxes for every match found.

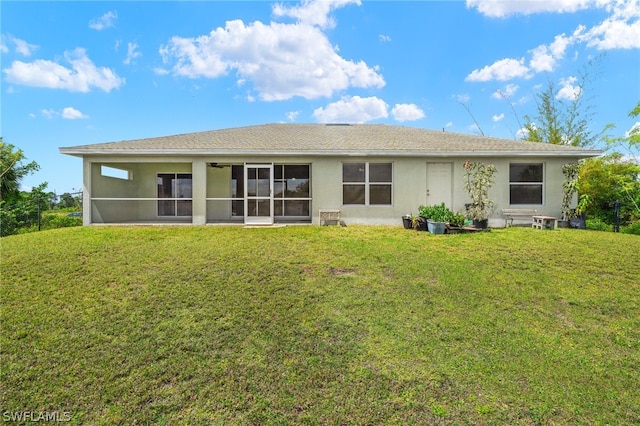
[286,111,300,121]
[124,42,141,65]
[466,0,610,18]
[313,95,388,123]
[492,113,505,122]
[41,108,56,119]
[454,93,471,104]
[379,34,391,42]
[13,37,38,57]
[492,83,519,99]
[1,35,38,57]
[391,103,425,122]
[517,127,530,138]
[272,0,361,29]
[3,48,125,92]
[62,107,89,120]
[468,123,483,133]
[556,76,582,101]
[89,11,117,31]
[626,121,640,138]
[160,1,384,101]
[579,0,640,49]
[466,0,639,83]
[41,107,89,119]
[529,33,572,72]
[465,58,531,82]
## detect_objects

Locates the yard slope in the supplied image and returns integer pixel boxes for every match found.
[1,226,639,424]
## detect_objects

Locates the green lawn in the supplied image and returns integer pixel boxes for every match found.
[1,226,639,424]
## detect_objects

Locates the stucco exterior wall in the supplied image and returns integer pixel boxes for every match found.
[83,155,582,226]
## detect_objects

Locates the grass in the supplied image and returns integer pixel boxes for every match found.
[1,225,639,424]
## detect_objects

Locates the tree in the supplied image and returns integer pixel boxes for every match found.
[0,138,40,202]
[607,101,640,159]
[578,153,640,226]
[522,61,610,148]
[58,192,81,209]
[628,101,640,147]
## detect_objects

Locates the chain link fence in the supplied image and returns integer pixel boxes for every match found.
[0,191,83,237]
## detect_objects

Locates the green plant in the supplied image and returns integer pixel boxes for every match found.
[41,213,82,229]
[463,161,497,222]
[418,202,453,223]
[561,163,579,220]
[586,218,612,232]
[450,213,466,228]
[575,194,591,216]
[409,214,422,230]
[621,220,640,235]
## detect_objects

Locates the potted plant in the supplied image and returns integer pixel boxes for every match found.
[570,194,590,229]
[419,202,453,234]
[410,214,427,231]
[463,161,497,229]
[445,213,467,234]
[559,163,579,228]
[449,213,466,228]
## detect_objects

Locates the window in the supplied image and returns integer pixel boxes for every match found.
[101,165,131,180]
[274,165,310,217]
[231,166,244,216]
[343,162,392,205]
[157,173,192,216]
[509,163,543,205]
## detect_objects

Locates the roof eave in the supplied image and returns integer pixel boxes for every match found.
[58,148,603,158]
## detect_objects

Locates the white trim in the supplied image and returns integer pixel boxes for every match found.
[59,148,602,158]
[342,161,393,206]
[508,162,545,206]
[244,163,274,225]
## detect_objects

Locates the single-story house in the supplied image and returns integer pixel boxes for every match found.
[59,123,601,227]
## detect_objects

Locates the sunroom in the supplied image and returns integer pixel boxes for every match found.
[89,161,311,225]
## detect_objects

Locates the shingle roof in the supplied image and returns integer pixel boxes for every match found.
[59,123,602,158]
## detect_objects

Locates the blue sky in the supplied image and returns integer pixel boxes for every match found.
[2,0,639,194]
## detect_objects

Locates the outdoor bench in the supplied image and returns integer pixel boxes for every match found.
[502,208,537,227]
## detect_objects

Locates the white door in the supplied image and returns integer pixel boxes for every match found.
[426,162,453,207]
[244,164,273,225]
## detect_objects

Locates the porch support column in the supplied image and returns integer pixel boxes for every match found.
[192,159,207,225]
[82,158,92,226]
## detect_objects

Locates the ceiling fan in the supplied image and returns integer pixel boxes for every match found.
[208,162,230,168]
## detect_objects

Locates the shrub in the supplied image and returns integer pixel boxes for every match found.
[41,213,82,230]
[450,213,466,227]
[418,203,454,222]
[586,218,612,232]
[621,221,640,236]
[0,207,18,237]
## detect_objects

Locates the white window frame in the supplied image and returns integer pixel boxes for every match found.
[509,162,544,205]
[342,162,393,206]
